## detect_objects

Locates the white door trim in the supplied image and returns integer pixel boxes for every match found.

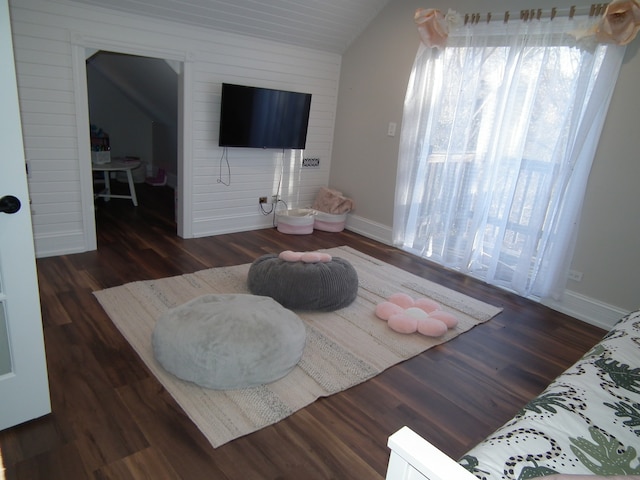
[70,34,193,249]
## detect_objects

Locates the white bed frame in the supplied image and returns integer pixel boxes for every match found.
[385,426,477,480]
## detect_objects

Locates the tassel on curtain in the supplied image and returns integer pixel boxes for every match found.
[415,0,640,48]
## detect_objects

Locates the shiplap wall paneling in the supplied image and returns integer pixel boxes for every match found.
[10,0,341,256]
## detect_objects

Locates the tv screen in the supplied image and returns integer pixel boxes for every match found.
[219,83,312,149]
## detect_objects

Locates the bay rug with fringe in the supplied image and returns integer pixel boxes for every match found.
[93,246,502,448]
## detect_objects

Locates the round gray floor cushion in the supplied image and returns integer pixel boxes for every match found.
[247,254,359,311]
[152,293,306,390]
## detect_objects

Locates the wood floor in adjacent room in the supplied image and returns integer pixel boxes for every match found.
[0,184,606,479]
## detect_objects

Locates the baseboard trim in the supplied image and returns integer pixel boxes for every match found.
[345,214,393,245]
[542,291,629,331]
[192,214,275,238]
[343,215,628,331]
[34,231,89,258]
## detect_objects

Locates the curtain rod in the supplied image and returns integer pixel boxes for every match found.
[463,3,608,24]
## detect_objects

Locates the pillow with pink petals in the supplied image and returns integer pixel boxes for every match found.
[375,292,458,337]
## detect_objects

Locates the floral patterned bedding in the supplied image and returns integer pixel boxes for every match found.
[459,309,640,480]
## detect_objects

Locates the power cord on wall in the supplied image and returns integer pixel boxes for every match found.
[271,198,288,227]
[260,201,274,215]
[218,147,289,228]
[217,148,230,186]
[258,150,289,227]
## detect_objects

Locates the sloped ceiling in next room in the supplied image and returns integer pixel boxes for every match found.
[68,0,391,54]
[87,51,178,128]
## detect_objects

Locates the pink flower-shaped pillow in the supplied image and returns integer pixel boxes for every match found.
[375,292,458,337]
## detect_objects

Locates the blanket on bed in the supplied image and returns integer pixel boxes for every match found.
[460,310,640,479]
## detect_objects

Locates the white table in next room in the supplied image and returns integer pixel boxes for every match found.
[92,159,141,207]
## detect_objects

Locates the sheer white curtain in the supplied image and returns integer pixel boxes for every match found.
[393,15,625,300]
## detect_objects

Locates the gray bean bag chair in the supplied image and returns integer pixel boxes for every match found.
[152,294,306,390]
[247,253,359,311]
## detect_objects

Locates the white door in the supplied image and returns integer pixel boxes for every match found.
[0,0,51,430]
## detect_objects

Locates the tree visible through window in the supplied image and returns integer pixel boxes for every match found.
[393,17,625,299]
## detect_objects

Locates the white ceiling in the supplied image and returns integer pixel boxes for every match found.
[69,0,391,54]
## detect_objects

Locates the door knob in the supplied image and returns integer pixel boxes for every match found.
[0,195,21,214]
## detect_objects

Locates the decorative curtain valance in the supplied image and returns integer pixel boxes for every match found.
[415,0,640,48]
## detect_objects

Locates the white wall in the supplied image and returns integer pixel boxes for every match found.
[333,0,639,327]
[10,0,338,256]
[152,122,177,181]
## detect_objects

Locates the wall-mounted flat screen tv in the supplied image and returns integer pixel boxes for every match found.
[219,83,312,149]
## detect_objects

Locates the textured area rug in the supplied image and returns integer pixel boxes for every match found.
[93,246,502,448]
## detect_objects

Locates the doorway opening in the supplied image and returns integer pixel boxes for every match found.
[73,41,191,252]
[87,50,178,239]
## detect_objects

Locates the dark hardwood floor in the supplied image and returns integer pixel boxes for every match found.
[1,184,606,479]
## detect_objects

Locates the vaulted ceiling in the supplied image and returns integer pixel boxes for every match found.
[87,52,178,127]
[69,0,391,54]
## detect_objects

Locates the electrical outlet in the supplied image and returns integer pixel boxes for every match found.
[568,269,583,282]
[271,195,279,204]
[259,196,268,204]
[302,158,320,168]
